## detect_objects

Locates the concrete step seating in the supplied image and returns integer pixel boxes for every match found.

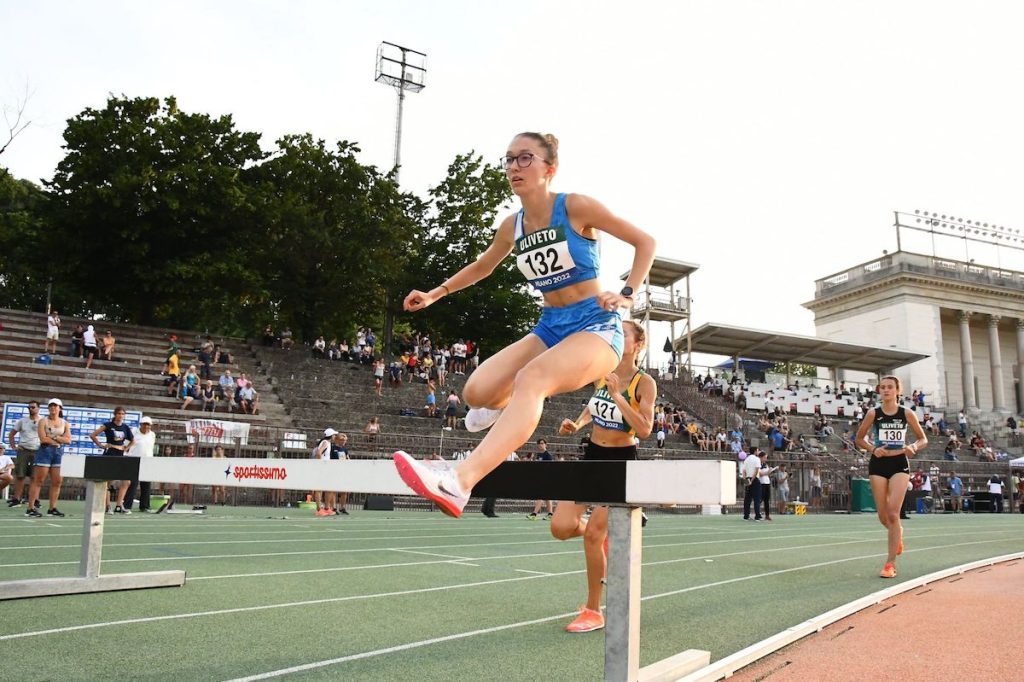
[0,308,288,426]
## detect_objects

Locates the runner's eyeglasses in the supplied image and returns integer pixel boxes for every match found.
[501,152,550,169]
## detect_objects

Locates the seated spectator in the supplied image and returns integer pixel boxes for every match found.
[201,380,217,412]
[280,327,294,350]
[338,339,351,361]
[100,330,116,361]
[312,336,326,359]
[262,324,275,347]
[214,344,233,364]
[180,366,200,410]
[70,324,85,358]
[238,384,256,413]
[943,440,959,461]
[1007,416,1019,437]
[327,338,340,361]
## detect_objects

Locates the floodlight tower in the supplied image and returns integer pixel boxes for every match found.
[375,42,426,183]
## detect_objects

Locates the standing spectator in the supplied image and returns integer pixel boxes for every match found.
[356,327,367,354]
[468,340,480,372]
[656,426,666,449]
[776,463,790,515]
[198,336,215,379]
[809,465,823,511]
[6,400,41,507]
[988,475,1004,513]
[373,357,385,397]
[957,409,968,438]
[364,416,380,449]
[527,439,554,519]
[366,329,376,354]
[930,465,943,513]
[100,330,116,361]
[452,339,466,375]
[759,455,778,521]
[211,444,227,505]
[425,379,438,417]
[177,444,196,506]
[262,324,275,347]
[742,447,763,521]
[89,406,134,513]
[27,399,70,518]
[164,348,181,396]
[331,433,351,515]
[1016,471,1024,514]
[947,471,963,513]
[82,324,99,369]
[116,416,156,513]
[166,334,180,360]
[436,350,448,389]
[312,429,340,516]
[406,351,418,382]
[45,310,60,354]
[70,324,85,358]
[445,391,461,430]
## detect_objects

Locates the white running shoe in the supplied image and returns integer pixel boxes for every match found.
[464,406,503,432]
[393,451,469,518]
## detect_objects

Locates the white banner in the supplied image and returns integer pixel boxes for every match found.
[185,419,251,446]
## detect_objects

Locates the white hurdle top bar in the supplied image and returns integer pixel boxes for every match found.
[60,455,737,506]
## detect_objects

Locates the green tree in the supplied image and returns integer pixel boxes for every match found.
[45,95,267,328]
[401,153,540,355]
[0,168,51,310]
[770,361,819,378]
[249,134,425,342]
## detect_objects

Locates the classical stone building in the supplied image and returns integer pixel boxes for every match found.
[805,250,1024,415]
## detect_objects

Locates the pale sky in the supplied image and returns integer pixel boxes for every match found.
[4,1,1024,368]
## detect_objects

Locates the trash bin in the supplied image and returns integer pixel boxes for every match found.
[851,478,875,512]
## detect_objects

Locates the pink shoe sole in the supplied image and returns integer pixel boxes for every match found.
[393,452,463,518]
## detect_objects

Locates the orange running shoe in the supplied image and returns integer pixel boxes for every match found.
[566,606,605,633]
[879,562,897,578]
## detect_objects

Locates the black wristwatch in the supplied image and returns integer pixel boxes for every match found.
[620,286,634,298]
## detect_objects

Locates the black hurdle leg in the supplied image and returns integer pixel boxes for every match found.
[604,505,643,681]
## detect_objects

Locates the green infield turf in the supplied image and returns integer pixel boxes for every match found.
[0,504,1019,681]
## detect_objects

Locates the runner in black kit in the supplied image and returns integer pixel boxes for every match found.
[855,376,927,578]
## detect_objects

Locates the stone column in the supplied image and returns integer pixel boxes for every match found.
[958,311,977,409]
[1017,319,1024,413]
[989,315,1005,411]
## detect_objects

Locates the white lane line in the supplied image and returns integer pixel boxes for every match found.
[515,569,552,576]
[222,609,581,682]
[186,529,996,582]
[0,529,554,551]
[450,562,480,567]
[391,548,473,560]
[217,537,1011,681]
[2,527,1014,570]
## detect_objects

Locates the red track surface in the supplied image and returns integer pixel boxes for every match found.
[729,559,1022,681]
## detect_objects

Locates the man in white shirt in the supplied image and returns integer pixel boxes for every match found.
[741,448,763,521]
[988,475,1004,513]
[116,416,157,512]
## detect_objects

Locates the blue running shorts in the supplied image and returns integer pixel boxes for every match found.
[531,296,624,360]
[34,445,64,468]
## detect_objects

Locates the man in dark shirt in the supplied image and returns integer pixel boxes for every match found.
[89,407,134,513]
